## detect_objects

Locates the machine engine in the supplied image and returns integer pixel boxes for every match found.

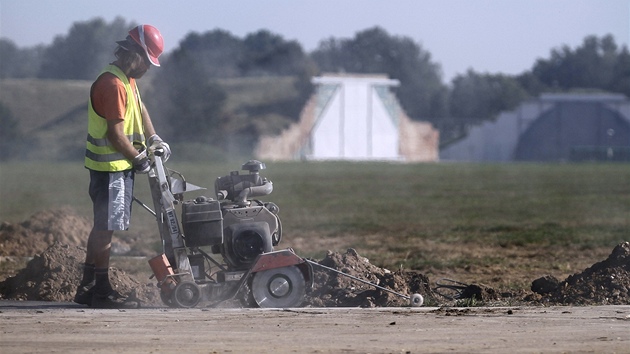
[180,160,281,270]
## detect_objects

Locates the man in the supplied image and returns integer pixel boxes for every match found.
[75,24,171,308]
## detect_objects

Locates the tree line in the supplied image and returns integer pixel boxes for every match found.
[1,17,629,159]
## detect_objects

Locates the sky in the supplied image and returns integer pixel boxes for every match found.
[1,0,628,81]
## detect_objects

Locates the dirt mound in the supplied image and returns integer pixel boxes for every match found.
[2,242,629,307]
[0,207,91,257]
[537,242,630,305]
[0,242,160,306]
[458,283,501,302]
[304,249,434,307]
[1,208,628,308]
[431,243,630,306]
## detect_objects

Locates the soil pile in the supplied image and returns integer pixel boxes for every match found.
[2,239,629,307]
[1,208,629,308]
[536,242,630,305]
[0,207,91,257]
[0,242,160,305]
[304,248,434,307]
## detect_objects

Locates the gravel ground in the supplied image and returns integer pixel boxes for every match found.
[1,302,629,353]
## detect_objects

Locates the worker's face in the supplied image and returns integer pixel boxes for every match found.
[127,51,150,79]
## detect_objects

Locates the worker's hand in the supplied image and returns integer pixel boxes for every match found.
[132,150,151,174]
[148,134,171,162]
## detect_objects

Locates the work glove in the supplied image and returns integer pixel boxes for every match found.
[147,134,171,162]
[132,149,151,174]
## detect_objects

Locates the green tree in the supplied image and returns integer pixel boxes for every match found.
[150,29,314,150]
[446,70,528,143]
[175,30,244,78]
[39,17,133,80]
[0,102,25,160]
[311,27,448,121]
[610,46,630,96]
[450,70,528,120]
[240,30,311,76]
[171,29,313,78]
[148,48,228,144]
[529,34,629,96]
[0,39,44,78]
[238,29,315,128]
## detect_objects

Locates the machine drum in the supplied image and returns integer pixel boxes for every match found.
[222,222,273,269]
[251,265,306,308]
[233,230,266,261]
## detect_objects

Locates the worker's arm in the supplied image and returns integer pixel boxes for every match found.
[141,101,157,139]
[106,118,141,161]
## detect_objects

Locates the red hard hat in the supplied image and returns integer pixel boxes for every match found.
[128,24,164,67]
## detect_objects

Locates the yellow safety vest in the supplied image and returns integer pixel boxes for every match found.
[84,65,145,171]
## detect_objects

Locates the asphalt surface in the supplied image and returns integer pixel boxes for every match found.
[1,301,629,353]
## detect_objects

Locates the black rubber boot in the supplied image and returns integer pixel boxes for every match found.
[91,290,139,309]
[73,281,95,306]
[74,264,96,306]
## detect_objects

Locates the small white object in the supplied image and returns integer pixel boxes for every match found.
[410,293,424,307]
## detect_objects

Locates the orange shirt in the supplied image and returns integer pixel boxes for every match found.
[90,72,137,121]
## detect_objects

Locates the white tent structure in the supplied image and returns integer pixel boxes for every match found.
[256,74,439,162]
[310,75,400,160]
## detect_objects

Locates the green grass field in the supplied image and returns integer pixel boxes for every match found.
[1,161,628,290]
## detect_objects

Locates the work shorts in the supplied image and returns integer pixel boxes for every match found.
[89,169,135,231]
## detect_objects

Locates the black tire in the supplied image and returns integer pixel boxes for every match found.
[172,281,202,308]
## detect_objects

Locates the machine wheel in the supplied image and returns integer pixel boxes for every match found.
[160,290,177,308]
[172,281,202,308]
[410,293,424,307]
[251,265,306,308]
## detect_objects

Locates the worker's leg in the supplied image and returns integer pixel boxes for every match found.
[85,228,114,269]
[86,228,115,294]
[75,170,135,307]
